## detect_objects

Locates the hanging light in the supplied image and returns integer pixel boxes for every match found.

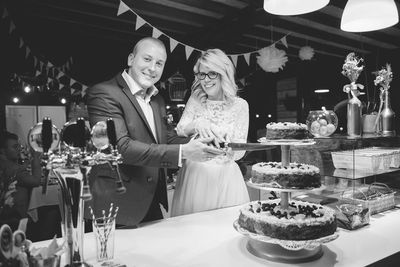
[341,0,399,32]
[263,0,329,16]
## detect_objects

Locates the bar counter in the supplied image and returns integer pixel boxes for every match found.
[36,205,400,267]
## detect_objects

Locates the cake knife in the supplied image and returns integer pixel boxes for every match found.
[222,142,276,151]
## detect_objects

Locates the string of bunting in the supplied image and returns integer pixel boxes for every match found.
[117,0,290,71]
[1,6,88,97]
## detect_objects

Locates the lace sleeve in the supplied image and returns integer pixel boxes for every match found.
[176,96,201,137]
[230,98,249,161]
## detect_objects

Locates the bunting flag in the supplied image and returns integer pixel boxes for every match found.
[18,37,23,48]
[25,46,30,58]
[117,0,130,16]
[243,54,250,66]
[9,21,15,33]
[135,16,146,31]
[152,28,162,39]
[230,55,238,68]
[48,62,53,67]
[170,38,179,52]
[281,36,288,48]
[2,7,8,19]
[185,46,194,60]
[116,0,291,70]
[35,70,41,76]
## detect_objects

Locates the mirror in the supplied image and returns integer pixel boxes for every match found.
[91,121,109,150]
[27,122,60,153]
[61,120,91,149]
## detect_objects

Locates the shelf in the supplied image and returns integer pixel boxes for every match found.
[322,167,400,180]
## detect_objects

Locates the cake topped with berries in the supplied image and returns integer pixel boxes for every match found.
[251,162,321,189]
[238,199,337,240]
[266,122,308,140]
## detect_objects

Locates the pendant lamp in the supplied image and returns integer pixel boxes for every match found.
[341,0,399,32]
[263,0,329,16]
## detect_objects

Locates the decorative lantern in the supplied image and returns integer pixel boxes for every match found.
[168,72,188,102]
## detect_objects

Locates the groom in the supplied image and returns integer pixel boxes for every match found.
[86,37,223,227]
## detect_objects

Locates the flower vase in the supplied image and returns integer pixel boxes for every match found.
[381,90,396,136]
[347,91,362,137]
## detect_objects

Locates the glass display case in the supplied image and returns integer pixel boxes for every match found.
[289,134,400,229]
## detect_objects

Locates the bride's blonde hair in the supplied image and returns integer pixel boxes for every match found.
[191,49,238,104]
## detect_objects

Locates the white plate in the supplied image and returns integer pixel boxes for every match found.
[233,219,339,251]
[258,137,315,146]
[246,180,323,192]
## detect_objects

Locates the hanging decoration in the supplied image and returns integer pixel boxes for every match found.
[299,46,315,61]
[0,6,88,97]
[256,44,288,73]
[117,1,291,70]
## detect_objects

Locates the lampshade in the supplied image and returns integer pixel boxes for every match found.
[341,0,399,32]
[263,0,329,16]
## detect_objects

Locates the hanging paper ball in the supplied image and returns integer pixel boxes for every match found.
[299,46,315,61]
[256,45,288,73]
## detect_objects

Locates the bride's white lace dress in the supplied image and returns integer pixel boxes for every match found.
[171,96,250,216]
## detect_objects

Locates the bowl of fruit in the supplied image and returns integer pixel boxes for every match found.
[306,107,338,137]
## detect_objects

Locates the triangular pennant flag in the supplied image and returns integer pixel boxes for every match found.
[81,86,88,97]
[19,37,24,48]
[35,70,41,76]
[135,16,146,31]
[170,38,179,52]
[240,78,245,85]
[57,71,63,79]
[185,45,194,60]
[281,36,288,48]
[2,8,8,19]
[48,62,54,67]
[25,47,30,59]
[9,21,16,34]
[230,55,238,68]
[117,1,130,16]
[71,88,76,94]
[243,53,250,66]
[70,78,75,86]
[152,27,162,39]
[47,77,52,84]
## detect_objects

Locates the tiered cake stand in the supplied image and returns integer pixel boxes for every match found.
[235,138,338,263]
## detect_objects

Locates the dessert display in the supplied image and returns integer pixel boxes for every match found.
[266,122,309,140]
[238,199,337,241]
[251,162,321,189]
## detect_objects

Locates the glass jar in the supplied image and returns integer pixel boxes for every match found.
[306,108,338,137]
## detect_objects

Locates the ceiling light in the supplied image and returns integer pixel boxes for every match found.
[263,0,329,16]
[315,89,330,93]
[24,85,32,93]
[12,97,20,103]
[341,0,399,32]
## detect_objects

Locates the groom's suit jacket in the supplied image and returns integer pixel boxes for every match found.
[86,73,187,226]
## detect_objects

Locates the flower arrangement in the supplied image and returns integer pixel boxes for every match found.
[373,63,395,131]
[342,52,365,95]
[374,63,393,91]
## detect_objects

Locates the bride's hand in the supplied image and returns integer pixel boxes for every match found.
[194,119,225,147]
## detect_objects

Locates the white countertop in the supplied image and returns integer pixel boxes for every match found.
[36,205,400,267]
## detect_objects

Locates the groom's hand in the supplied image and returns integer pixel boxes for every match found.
[182,137,225,162]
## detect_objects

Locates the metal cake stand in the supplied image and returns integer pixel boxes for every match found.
[236,138,339,263]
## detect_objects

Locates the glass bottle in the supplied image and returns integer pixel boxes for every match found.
[381,90,396,136]
[347,91,362,137]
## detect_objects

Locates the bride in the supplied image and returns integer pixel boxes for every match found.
[171,48,250,216]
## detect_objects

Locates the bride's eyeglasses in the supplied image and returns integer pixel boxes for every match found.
[195,71,219,80]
